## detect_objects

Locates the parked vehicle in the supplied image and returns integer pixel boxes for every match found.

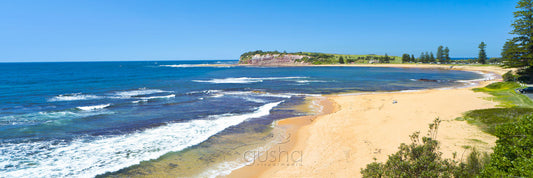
[518,87,533,94]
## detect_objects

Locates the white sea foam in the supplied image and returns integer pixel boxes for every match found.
[204,90,296,101]
[241,97,267,103]
[138,94,176,100]
[112,88,170,99]
[0,101,282,177]
[295,80,325,83]
[50,88,172,102]
[456,71,499,88]
[160,64,232,68]
[48,93,103,102]
[0,110,113,126]
[160,64,202,68]
[131,100,147,104]
[76,104,111,111]
[193,77,307,84]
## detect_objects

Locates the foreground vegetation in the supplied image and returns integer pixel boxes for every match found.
[361,119,491,177]
[362,81,533,177]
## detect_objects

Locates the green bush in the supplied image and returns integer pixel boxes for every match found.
[502,71,515,82]
[481,115,533,177]
[360,119,484,177]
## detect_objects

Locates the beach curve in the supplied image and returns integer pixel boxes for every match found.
[226,65,512,178]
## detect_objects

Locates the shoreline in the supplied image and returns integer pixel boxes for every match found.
[225,65,511,177]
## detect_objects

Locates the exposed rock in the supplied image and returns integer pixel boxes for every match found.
[239,54,309,65]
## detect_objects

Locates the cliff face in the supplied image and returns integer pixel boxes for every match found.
[239,54,309,65]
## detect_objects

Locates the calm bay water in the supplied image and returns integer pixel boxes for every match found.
[0,61,482,177]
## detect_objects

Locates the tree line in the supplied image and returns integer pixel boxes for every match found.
[400,46,451,64]
[400,42,492,65]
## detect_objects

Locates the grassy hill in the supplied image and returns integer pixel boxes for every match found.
[239,50,401,65]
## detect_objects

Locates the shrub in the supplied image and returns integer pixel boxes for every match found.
[361,119,462,177]
[361,118,492,177]
[502,71,515,82]
[481,115,533,177]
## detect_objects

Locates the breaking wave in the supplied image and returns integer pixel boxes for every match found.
[0,101,282,177]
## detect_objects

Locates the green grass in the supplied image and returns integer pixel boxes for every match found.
[473,82,533,108]
[458,108,533,134]
[459,82,533,135]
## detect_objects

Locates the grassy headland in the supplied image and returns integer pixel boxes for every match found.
[239,50,401,65]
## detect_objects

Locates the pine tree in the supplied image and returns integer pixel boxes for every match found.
[437,46,444,63]
[411,54,416,63]
[402,54,410,63]
[430,52,436,63]
[478,42,487,64]
[424,52,430,63]
[420,52,425,63]
[339,56,345,64]
[502,0,533,68]
[444,47,450,63]
[502,39,523,66]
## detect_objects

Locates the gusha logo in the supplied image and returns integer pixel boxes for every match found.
[243,133,303,166]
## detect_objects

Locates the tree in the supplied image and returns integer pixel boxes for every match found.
[502,39,524,67]
[502,0,533,68]
[384,53,390,63]
[425,52,430,63]
[430,52,436,63]
[339,56,345,64]
[420,52,426,63]
[437,46,444,63]
[478,42,487,64]
[444,47,451,63]
[402,53,410,63]
[411,54,416,63]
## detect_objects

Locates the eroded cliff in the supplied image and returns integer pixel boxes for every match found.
[239,54,310,65]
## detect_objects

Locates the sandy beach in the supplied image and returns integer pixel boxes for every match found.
[227,65,513,178]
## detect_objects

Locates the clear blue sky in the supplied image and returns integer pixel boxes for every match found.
[0,0,518,62]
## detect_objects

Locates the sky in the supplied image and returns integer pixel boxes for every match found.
[0,0,518,62]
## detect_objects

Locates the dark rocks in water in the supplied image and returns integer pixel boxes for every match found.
[417,79,438,82]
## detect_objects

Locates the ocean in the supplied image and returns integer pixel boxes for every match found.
[0,60,483,177]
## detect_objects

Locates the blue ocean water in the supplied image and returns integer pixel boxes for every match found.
[0,61,483,177]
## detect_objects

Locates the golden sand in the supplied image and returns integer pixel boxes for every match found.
[226,65,513,178]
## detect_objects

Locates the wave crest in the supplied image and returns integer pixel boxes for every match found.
[48,93,103,102]
[193,77,307,84]
[0,101,282,177]
[76,104,111,111]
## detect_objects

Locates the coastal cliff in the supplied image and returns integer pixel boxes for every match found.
[239,53,309,65]
[238,50,401,65]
